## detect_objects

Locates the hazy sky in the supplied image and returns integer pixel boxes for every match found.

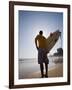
[18,10,63,59]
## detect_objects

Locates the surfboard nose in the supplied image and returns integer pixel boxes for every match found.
[56,30,61,35]
[59,31,61,36]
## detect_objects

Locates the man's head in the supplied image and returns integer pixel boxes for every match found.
[39,31,43,35]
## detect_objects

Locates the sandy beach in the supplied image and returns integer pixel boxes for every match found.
[19,57,63,79]
[27,63,63,78]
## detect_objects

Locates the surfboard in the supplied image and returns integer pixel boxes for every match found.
[46,30,61,52]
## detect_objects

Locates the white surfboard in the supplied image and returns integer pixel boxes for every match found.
[46,30,61,52]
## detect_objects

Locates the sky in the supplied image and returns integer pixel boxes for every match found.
[18,10,63,59]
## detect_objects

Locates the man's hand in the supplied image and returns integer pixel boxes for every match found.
[45,50,49,54]
[36,47,39,50]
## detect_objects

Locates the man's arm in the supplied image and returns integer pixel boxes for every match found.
[35,37,38,50]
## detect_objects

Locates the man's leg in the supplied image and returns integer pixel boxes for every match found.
[45,63,48,77]
[40,64,44,78]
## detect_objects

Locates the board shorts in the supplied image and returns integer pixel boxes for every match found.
[38,48,49,64]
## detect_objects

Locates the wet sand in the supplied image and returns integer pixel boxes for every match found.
[27,63,63,78]
[19,62,63,79]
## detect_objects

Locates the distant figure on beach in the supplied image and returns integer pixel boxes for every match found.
[35,31,49,78]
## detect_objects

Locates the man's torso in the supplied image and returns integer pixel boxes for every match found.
[35,35,47,48]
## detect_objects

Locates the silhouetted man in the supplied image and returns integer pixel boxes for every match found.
[35,31,49,78]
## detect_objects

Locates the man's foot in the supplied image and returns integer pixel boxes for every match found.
[45,74,48,78]
[41,75,44,78]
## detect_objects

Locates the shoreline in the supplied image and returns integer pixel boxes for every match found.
[19,63,63,79]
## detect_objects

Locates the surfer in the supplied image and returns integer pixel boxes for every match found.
[35,31,49,78]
